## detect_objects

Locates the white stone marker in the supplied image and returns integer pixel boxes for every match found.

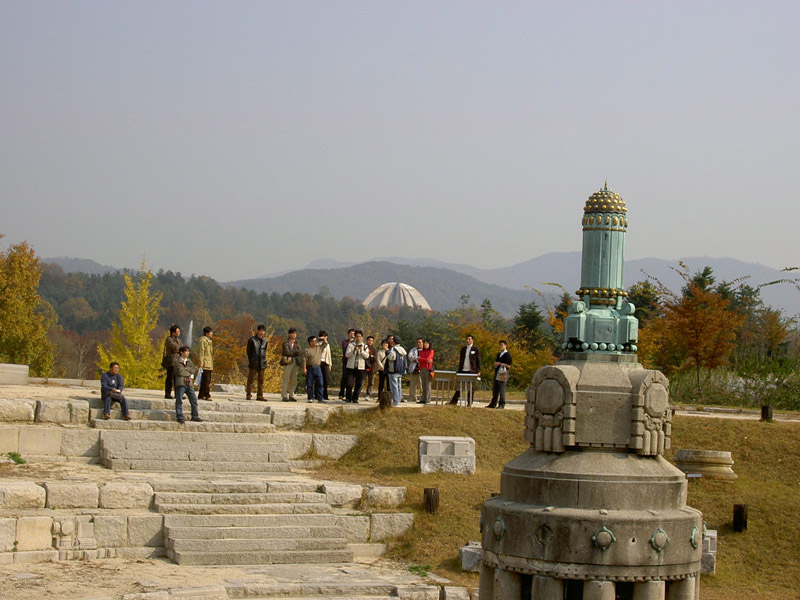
[418,436,475,474]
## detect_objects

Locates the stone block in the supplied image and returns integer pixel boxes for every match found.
[306,405,333,425]
[0,363,29,385]
[370,513,414,541]
[0,481,46,508]
[675,450,737,481]
[122,593,170,600]
[94,515,128,548]
[0,398,36,422]
[271,408,307,429]
[313,433,357,459]
[35,399,90,425]
[460,541,482,572]
[45,481,99,509]
[0,517,15,552]
[15,516,53,551]
[128,514,164,547]
[169,586,228,600]
[13,549,58,563]
[418,436,475,474]
[0,427,20,453]
[61,429,101,457]
[394,585,439,600]
[419,455,475,475]
[442,587,471,600]
[322,483,363,507]
[100,481,154,509]
[281,433,312,459]
[18,427,62,455]
[701,529,717,575]
[366,485,406,508]
[348,542,386,557]
[336,515,370,542]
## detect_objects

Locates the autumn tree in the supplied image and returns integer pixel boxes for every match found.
[649,266,745,388]
[97,266,163,388]
[0,237,54,375]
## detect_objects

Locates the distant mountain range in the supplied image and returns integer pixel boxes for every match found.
[43,253,799,317]
[42,257,120,275]
[231,253,799,317]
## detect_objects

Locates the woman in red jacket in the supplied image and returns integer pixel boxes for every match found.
[417,339,435,405]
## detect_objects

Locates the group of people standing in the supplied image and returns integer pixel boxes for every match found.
[99,325,515,425]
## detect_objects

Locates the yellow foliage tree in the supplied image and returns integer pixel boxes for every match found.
[0,237,54,376]
[97,265,163,388]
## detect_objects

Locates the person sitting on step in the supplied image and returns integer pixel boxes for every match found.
[100,361,131,421]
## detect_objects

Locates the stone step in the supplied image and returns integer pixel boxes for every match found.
[164,513,339,528]
[150,480,320,494]
[91,407,273,423]
[88,397,272,414]
[168,548,354,565]
[154,491,326,505]
[93,419,275,433]
[105,458,291,473]
[165,525,343,540]
[169,536,349,553]
[232,596,395,600]
[102,448,287,462]
[156,502,332,515]
[223,582,399,598]
[100,430,287,443]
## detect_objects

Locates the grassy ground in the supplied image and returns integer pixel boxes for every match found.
[305,406,800,600]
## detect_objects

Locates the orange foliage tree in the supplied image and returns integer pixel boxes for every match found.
[648,268,745,389]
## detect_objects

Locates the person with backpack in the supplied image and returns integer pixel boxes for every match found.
[385,335,407,406]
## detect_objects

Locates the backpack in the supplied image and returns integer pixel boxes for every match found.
[392,350,407,376]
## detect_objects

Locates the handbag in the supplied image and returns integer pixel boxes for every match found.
[109,390,123,401]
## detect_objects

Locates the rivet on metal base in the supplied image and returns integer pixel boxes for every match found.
[592,526,616,550]
[493,516,507,540]
[650,528,670,552]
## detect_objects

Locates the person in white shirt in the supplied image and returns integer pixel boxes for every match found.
[344,330,370,403]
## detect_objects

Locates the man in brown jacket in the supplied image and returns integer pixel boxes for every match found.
[280,328,302,402]
[161,325,182,399]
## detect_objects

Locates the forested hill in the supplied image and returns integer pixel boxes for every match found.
[226,261,536,316]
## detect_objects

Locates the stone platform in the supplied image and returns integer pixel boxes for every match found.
[0,381,436,599]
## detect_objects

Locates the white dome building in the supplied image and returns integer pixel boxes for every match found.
[363,282,431,311]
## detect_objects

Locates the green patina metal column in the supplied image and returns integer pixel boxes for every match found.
[479,184,702,600]
[562,182,638,353]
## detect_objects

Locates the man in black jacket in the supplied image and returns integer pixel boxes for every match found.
[246,324,268,400]
[161,325,182,399]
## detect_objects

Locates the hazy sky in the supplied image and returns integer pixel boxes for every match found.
[2,1,798,281]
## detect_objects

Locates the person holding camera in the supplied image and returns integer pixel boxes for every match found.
[344,329,370,403]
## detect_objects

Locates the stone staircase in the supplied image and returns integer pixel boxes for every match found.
[99,430,292,473]
[157,480,353,566]
[222,581,424,599]
[89,397,276,433]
